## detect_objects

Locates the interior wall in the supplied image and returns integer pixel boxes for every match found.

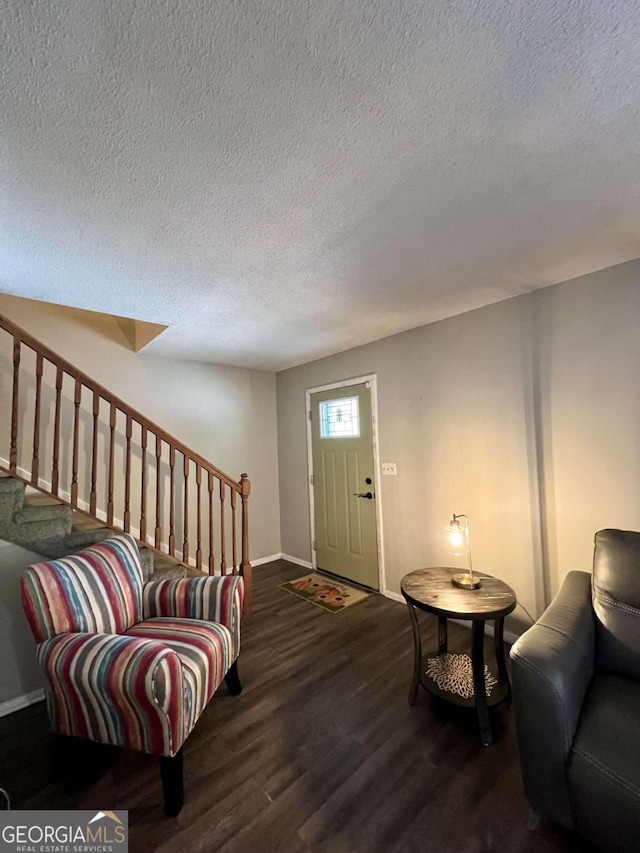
[277,259,640,633]
[0,294,281,561]
[0,540,45,713]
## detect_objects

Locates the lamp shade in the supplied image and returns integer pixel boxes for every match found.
[445,515,469,556]
[444,513,480,589]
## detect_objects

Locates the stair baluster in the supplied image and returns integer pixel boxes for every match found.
[208,471,215,574]
[183,455,189,564]
[51,366,63,496]
[31,353,43,486]
[0,313,253,613]
[124,414,132,532]
[10,337,20,476]
[219,478,226,575]
[71,380,81,507]
[107,404,116,526]
[169,445,175,557]
[196,464,202,570]
[140,425,147,543]
[90,391,99,515]
[155,434,162,550]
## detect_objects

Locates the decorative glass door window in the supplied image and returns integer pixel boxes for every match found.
[319,396,360,438]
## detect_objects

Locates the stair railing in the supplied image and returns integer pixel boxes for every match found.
[0,313,252,614]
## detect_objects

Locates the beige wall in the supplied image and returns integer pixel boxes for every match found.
[0,540,45,712]
[277,259,640,632]
[0,295,280,561]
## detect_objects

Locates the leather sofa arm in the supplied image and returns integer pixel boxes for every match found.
[143,575,244,651]
[38,632,186,757]
[510,571,595,828]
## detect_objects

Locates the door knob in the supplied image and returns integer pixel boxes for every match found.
[353,492,373,499]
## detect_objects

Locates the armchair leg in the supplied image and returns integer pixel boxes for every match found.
[224,660,243,695]
[160,749,184,817]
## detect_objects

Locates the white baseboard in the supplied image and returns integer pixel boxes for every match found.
[251,552,282,567]
[280,552,313,570]
[0,688,45,718]
[0,459,30,482]
[382,589,404,604]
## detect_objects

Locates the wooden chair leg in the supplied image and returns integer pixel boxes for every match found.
[224,660,242,695]
[160,749,184,817]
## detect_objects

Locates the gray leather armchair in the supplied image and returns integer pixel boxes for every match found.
[510,529,640,853]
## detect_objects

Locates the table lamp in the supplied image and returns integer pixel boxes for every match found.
[444,513,481,589]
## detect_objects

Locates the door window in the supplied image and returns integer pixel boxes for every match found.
[319,396,360,438]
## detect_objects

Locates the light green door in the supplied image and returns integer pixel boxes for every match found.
[310,382,379,590]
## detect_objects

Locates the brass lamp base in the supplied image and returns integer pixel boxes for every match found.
[451,573,482,590]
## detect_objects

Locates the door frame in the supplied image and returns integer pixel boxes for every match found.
[305,374,386,593]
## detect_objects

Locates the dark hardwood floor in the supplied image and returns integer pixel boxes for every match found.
[0,559,594,852]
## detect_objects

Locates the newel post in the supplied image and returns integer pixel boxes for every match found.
[240,473,252,616]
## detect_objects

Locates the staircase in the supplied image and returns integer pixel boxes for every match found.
[0,313,253,611]
[0,476,187,580]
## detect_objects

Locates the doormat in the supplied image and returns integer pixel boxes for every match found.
[280,573,370,613]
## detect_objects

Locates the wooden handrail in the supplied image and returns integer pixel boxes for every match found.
[0,312,252,613]
[0,313,242,491]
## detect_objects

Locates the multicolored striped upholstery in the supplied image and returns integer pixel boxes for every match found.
[126,618,235,739]
[38,631,185,756]
[21,533,243,759]
[143,575,243,653]
[21,533,144,643]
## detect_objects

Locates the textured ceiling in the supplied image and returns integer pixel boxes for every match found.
[2,1,639,370]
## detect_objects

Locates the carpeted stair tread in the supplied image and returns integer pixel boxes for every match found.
[29,528,113,559]
[150,563,189,580]
[64,528,113,549]
[14,504,73,525]
[148,552,189,580]
[22,492,61,507]
[71,512,108,532]
[0,480,26,517]
[152,553,183,569]
[0,478,26,495]
[138,547,154,582]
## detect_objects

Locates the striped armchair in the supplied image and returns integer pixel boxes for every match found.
[21,533,244,816]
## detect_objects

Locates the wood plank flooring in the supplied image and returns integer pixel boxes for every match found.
[0,559,595,852]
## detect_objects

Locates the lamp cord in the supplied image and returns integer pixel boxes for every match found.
[516,602,536,625]
[0,788,10,810]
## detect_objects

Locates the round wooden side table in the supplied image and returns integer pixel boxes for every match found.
[401,567,516,746]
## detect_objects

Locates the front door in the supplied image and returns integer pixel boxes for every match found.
[310,382,379,589]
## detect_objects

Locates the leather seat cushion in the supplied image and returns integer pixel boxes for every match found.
[568,672,640,853]
[126,617,234,734]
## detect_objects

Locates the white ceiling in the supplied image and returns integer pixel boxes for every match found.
[2,1,640,371]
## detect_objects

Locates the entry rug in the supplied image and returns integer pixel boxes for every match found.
[280,573,370,613]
